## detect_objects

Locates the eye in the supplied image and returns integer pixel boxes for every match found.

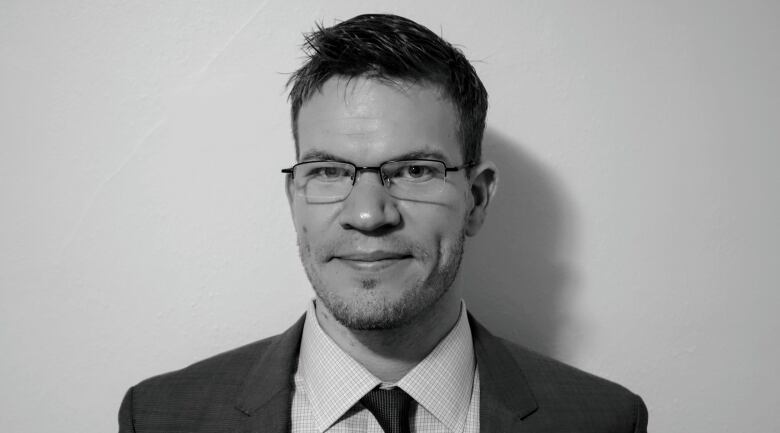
[404,165,430,178]
[316,166,349,179]
[394,163,436,181]
[300,163,352,181]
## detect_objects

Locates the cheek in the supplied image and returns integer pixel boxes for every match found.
[293,205,338,255]
[408,208,467,256]
[292,203,322,239]
[293,200,339,227]
[299,226,311,254]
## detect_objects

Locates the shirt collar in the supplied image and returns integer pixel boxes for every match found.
[396,302,475,433]
[298,301,380,432]
[298,300,476,433]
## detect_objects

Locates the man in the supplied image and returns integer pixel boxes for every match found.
[119,14,648,433]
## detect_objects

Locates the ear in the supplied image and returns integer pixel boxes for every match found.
[465,161,498,237]
[285,173,296,211]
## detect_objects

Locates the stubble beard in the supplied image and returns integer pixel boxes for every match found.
[299,231,466,331]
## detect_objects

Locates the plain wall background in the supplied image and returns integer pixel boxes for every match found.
[1,1,778,431]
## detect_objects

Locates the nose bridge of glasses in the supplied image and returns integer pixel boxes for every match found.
[353,165,389,187]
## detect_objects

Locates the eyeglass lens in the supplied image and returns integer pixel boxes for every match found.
[292,160,448,203]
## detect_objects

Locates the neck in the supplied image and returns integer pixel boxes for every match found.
[315,289,462,383]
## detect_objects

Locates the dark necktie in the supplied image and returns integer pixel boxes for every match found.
[360,386,413,433]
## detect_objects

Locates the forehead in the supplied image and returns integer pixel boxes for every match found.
[296,76,461,164]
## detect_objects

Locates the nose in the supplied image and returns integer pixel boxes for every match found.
[338,170,401,232]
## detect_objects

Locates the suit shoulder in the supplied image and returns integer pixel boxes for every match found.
[120,317,306,432]
[470,316,648,431]
[126,328,293,416]
[499,336,645,415]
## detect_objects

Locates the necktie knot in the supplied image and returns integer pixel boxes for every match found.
[360,387,413,433]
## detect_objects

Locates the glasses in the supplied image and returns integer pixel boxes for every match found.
[281,159,475,203]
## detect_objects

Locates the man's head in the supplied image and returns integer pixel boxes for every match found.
[288,14,488,165]
[285,14,497,331]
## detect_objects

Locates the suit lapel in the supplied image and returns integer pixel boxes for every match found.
[469,314,539,432]
[234,315,306,433]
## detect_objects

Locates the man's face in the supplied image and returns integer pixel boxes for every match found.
[288,76,477,330]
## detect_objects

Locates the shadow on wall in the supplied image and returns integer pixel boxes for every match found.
[462,128,579,360]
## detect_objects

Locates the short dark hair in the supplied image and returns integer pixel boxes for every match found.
[287,14,488,164]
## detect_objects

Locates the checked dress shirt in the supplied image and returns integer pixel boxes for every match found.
[290,300,480,433]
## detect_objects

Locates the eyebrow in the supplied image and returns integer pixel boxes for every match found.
[299,150,348,163]
[299,149,453,164]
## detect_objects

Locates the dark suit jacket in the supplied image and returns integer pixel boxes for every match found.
[119,314,648,432]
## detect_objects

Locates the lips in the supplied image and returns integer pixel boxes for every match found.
[337,251,411,261]
[332,250,413,271]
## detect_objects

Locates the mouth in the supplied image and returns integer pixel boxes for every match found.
[332,251,414,271]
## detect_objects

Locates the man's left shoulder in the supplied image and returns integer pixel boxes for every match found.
[504,338,643,405]
[470,316,648,431]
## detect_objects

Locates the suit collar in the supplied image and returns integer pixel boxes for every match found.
[469,313,539,430]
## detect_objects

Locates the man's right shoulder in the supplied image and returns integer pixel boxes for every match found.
[133,331,282,394]
[119,316,306,432]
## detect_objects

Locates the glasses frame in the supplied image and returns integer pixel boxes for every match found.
[281,158,476,201]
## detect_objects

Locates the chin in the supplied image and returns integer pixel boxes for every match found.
[314,279,449,331]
